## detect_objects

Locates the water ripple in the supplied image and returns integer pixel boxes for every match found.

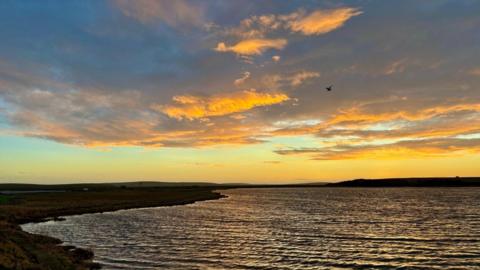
[22,188,480,269]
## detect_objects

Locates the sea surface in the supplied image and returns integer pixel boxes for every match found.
[23,188,480,269]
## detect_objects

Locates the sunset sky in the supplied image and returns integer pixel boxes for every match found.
[1,0,480,183]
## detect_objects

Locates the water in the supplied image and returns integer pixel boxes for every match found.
[22,188,480,269]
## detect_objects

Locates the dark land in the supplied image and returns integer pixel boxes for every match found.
[1,177,480,269]
[324,177,480,187]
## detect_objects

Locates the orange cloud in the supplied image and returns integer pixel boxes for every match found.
[159,89,289,120]
[287,8,362,35]
[327,103,480,127]
[220,7,362,39]
[212,7,360,61]
[272,100,480,160]
[1,61,286,149]
[274,102,480,137]
[215,39,287,55]
[12,108,270,148]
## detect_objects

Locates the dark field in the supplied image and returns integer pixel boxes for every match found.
[0,195,10,204]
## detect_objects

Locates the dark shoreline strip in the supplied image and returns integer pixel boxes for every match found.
[19,192,226,225]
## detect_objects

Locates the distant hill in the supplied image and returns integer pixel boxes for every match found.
[326,177,480,187]
[0,181,251,192]
[2,178,480,192]
[0,183,113,192]
[0,181,328,193]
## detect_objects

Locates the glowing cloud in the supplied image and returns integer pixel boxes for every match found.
[159,89,289,120]
[287,8,362,35]
[215,39,287,56]
[222,7,362,39]
[273,100,480,160]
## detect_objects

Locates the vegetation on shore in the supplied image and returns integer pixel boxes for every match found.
[0,186,225,270]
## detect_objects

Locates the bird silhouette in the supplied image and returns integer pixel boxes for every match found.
[326,85,333,91]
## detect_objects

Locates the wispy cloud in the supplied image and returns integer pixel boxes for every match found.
[234,71,251,86]
[222,7,362,38]
[275,100,480,136]
[384,59,408,75]
[215,39,287,56]
[275,138,480,160]
[286,8,362,35]
[289,71,321,87]
[262,70,320,89]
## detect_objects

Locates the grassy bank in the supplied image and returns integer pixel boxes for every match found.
[0,187,225,270]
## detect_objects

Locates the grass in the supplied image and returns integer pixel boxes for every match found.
[0,195,10,205]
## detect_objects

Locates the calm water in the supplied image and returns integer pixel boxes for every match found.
[23,188,480,269]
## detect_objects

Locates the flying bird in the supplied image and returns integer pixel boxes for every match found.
[326,85,333,91]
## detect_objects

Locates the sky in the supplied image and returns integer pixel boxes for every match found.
[1,0,480,184]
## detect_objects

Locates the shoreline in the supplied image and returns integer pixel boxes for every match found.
[0,188,226,270]
[3,180,480,269]
[18,191,227,225]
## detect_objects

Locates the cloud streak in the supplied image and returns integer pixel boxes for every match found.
[289,71,321,87]
[261,70,320,89]
[234,71,251,86]
[215,39,287,56]
[275,138,480,160]
[286,8,362,35]
[222,7,362,38]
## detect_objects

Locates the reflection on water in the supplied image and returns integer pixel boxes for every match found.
[23,188,480,269]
